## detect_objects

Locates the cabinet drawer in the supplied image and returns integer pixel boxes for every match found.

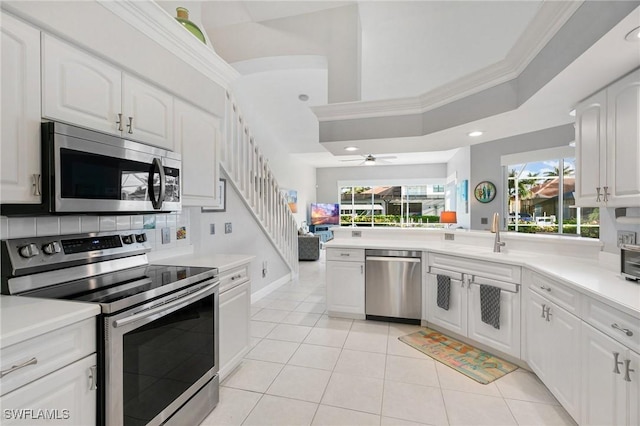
[528,271,581,315]
[429,252,521,284]
[0,318,95,396]
[219,264,249,293]
[582,296,640,353]
[326,248,364,262]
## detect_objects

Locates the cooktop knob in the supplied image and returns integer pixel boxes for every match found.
[122,234,134,245]
[18,243,40,258]
[135,233,147,243]
[42,241,61,255]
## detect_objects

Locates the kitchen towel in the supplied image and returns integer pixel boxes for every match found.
[436,275,451,311]
[480,284,501,329]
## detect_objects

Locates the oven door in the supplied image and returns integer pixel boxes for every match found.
[50,126,181,213]
[104,280,218,426]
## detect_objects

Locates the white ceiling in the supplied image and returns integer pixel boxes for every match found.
[195,1,640,168]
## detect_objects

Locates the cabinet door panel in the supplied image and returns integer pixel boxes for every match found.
[42,35,121,135]
[607,69,640,207]
[0,13,41,204]
[122,74,174,149]
[525,289,549,381]
[219,282,250,381]
[175,99,220,206]
[467,283,520,358]
[326,261,364,316]
[630,349,640,426]
[426,273,467,336]
[0,354,97,425]
[581,323,627,426]
[575,91,606,206]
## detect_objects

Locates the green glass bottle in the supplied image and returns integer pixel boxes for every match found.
[175,7,206,45]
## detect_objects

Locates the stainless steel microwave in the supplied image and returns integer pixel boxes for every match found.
[4,122,182,215]
[621,244,640,282]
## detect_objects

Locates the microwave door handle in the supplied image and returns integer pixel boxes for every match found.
[149,158,166,209]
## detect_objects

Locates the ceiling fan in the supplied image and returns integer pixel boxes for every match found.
[339,154,397,166]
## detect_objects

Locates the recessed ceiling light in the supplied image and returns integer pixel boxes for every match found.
[344,146,359,152]
[625,26,640,42]
[468,131,483,137]
[298,94,309,101]
[569,141,576,148]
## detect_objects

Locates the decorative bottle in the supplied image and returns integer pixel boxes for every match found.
[175,7,206,45]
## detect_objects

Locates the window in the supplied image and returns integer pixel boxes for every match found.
[339,184,445,227]
[506,157,599,238]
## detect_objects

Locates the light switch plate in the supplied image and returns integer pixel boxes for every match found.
[161,227,171,244]
[225,223,232,234]
[352,231,362,237]
[444,233,455,241]
[617,231,636,247]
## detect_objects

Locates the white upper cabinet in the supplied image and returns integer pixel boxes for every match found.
[575,69,640,207]
[42,34,175,150]
[174,98,220,207]
[122,74,174,150]
[606,69,640,207]
[42,34,122,136]
[1,13,42,204]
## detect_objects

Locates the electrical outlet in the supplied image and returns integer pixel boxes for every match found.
[481,218,488,225]
[224,223,232,234]
[161,227,171,244]
[444,233,455,241]
[617,231,636,247]
[209,224,215,235]
[352,231,362,237]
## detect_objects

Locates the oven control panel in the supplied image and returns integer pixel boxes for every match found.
[3,232,151,274]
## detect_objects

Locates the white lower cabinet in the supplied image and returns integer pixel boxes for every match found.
[0,354,97,425]
[219,265,251,381]
[525,288,581,421]
[426,270,467,336]
[581,322,638,426]
[326,249,365,318]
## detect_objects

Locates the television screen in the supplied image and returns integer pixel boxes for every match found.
[310,203,340,225]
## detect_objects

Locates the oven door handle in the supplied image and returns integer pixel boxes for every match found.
[113,282,216,329]
[148,157,166,210]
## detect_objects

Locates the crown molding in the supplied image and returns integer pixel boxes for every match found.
[98,0,240,88]
[312,1,583,122]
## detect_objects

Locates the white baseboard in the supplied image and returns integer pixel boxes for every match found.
[251,273,291,304]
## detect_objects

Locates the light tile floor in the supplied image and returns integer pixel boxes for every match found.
[202,251,577,426]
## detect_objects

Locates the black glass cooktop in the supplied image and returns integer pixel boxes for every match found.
[23,264,216,312]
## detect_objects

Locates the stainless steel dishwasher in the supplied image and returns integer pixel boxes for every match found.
[365,249,422,324]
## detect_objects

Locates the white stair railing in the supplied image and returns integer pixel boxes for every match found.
[221,92,299,275]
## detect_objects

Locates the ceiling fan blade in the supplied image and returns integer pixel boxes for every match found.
[375,155,397,160]
[339,158,363,162]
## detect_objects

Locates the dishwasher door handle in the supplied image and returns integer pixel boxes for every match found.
[366,256,421,263]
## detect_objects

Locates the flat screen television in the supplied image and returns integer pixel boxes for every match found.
[310,203,340,225]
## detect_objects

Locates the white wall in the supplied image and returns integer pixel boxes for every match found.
[188,183,291,295]
[446,146,471,229]
[316,163,448,204]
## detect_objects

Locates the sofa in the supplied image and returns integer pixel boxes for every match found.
[298,235,320,261]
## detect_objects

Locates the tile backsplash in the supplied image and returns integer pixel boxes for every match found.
[0,211,191,254]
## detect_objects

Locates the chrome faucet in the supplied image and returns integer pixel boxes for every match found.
[491,212,506,253]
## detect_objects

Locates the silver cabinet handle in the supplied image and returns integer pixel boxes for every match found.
[32,173,41,196]
[340,253,350,257]
[88,365,97,390]
[613,352,623,374]
[127,116,134,134]
[116,113,124,131]
[545,306,552,322]
[624,359,634,382]
[360,264,363,274]
[611,323,633,337]
[231,274,243,281]
[541,303,547,319]
[596,187,601,202]
[603,186,610,202]
[540,285,551,292]
[0,357,37,378]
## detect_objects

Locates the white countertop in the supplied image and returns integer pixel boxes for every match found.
[0,296,100,349]
[326,239,640,318]
[156,253,255,272]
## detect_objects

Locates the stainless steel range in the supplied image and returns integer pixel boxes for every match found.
[1,232,220,426]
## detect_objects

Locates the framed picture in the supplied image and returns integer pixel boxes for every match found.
[281,188,298,213]
[474,180,496,203]
[201,178,226,212]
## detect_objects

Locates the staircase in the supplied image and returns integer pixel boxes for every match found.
[220,92,299,276]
